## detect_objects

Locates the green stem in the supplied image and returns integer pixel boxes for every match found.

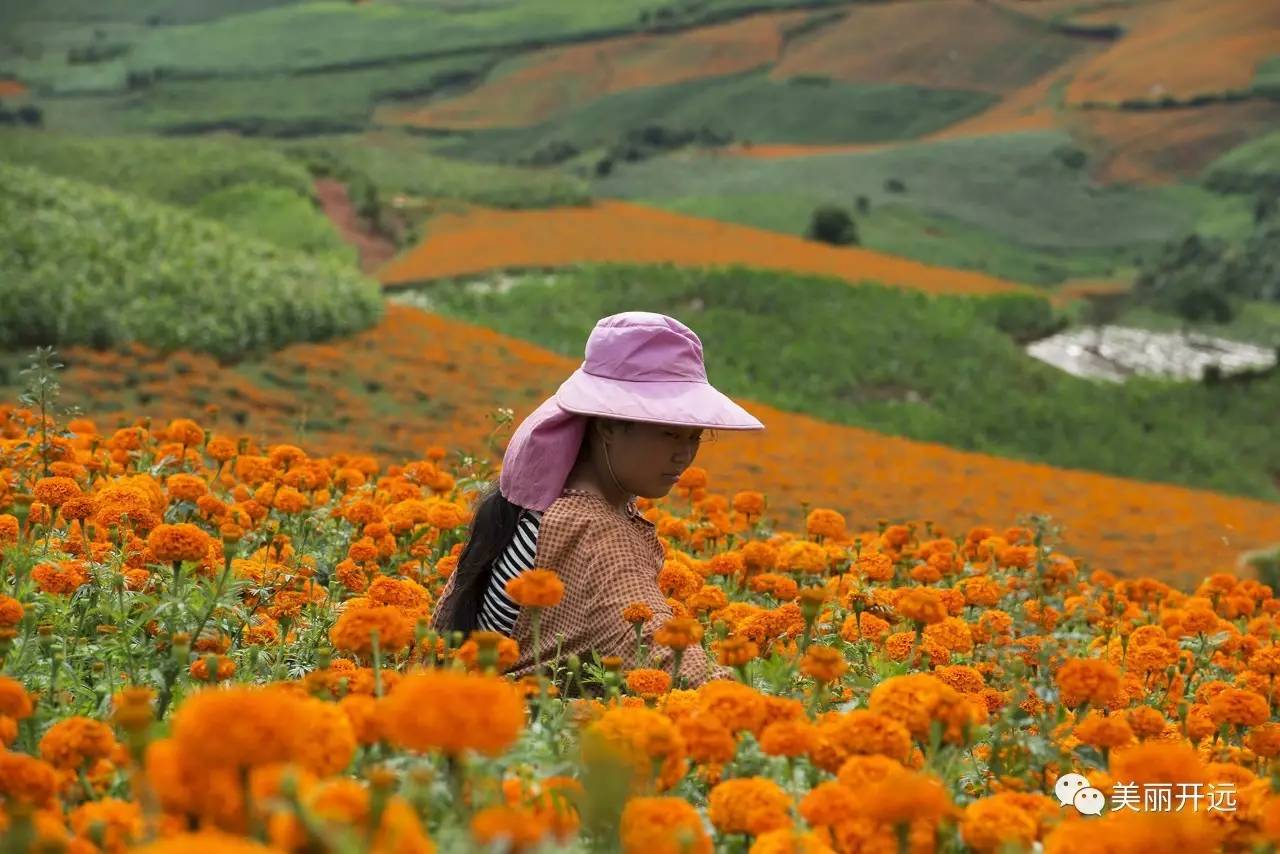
[192,553,234,649]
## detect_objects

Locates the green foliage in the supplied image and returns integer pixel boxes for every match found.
[1133,206,1280,322]
[193,183,357,264]
[418,263,1280,501]
[0,129,313,204]
[806,204,859,246]
[27,54,494,136]
[109,0,843,78]
[636,195,1141,285]
[0,162,384,359]
[281,133,592,209]
[1203,131,1280,195]
[437,71,996,162]
[1254,55,1280,97]
[0,129,357,256]
[597,131,1235,253]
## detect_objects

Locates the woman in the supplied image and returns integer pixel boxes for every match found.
[429,311,765,688]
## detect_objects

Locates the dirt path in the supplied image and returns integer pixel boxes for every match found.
[314,178,398,275]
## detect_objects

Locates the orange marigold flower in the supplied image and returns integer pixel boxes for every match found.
[1108,741,1207,786]
[329,605,414,657]
[69,796,144,851]
[0,751,60,807]
[799,645,847,683]
[811,710,911,771]
[33,476,81,508]
[799,781,858,826]
[0,596,23,627]
[32,560,89,595]
[39,716,117,770]
[677,711,738,766]
[506,568,565,608]
[855,552,894,582]
[750,828,835,854]
[778,541,828,575]
[1246,722,1280,758]
[896,587,947,625]
[623,602,654,625]
[961,793,1040,853]
[171,685,310,772]
[626,668,673,699]
[869,673,985,743]
[619,797,711,854]
[581,707,687,793]
[379,670,525,757]
[654,616,704,651]
[732,491,766,518]
[0,676,34,720]
[147,523,212,563]
[806,508,847,541]
[698,680,766,735]
[713,635,759,668]
[759,719,815,758]
[708,777,792,837]
[189,655,236,682]
[1054,658,1122,709]
[1073,712,1135,750]
[1207,687,1269,728]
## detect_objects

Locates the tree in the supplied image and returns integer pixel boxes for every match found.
[807,205,859,246]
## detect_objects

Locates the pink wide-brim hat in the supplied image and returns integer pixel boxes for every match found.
[498,311,764,511]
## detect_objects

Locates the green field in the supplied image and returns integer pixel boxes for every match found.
[32,53,496,134]
[407,263,1280,502]
[0,129,355,260]
[2,0,852,89]
[281,132,592,209]
[595,130,1256,259]
[1204,130,1280,193]
[431,71,997,160]
[0,162,383,358]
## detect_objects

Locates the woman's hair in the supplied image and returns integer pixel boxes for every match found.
[439,479,524,635]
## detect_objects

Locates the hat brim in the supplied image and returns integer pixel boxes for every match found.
[554,368,764,431]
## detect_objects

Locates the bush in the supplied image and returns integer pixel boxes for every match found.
[806,205,859,246]
[970,292,1068,342]
[0,163,384,359]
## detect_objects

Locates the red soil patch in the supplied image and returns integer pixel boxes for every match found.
[0,79,27,98]
[41,305,1279,582]
[1065,0,1280,104]
[314,178,398,274]
[379,12,806,130]
[1067,100,1280,185]
[769,0,1081,94]
[1049,278,1131,307]
[377,200,1032,296]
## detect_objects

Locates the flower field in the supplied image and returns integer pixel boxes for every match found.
[378,12,804,131]
[377,201,1030,296]
[2,390,1280,853]
[1063,0,1280,106]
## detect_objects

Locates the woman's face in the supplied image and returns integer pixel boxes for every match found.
[599,419,703,498]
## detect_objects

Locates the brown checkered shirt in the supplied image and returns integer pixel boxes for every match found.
[430,487,733,687]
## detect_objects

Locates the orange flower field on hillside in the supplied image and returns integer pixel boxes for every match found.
[12,304,1279,584]
[1,404,1280,851]
[1066,101,1280,185]
[767,0,1082,95]
[1064,0,1280,105]
[378,201,1031,296]
[0,79,26,98]
[378,12,804,130]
